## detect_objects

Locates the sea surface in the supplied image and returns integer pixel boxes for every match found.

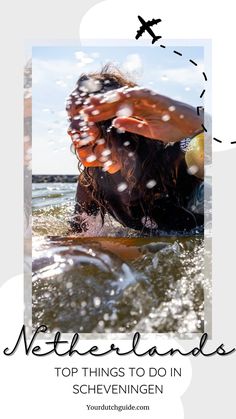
[32,182,209,335]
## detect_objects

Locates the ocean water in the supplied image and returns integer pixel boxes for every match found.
[32,182,208,335]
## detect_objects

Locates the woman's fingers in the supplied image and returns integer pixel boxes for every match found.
[82,107,115,123]
[112,117,152,138]
[112,117,177,142]
[83,87,181,126]
[83,87,155,121]
[80,86,203,142]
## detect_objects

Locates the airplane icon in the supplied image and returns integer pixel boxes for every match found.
[135,15,162,44]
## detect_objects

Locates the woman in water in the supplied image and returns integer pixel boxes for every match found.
[66,65,204,235]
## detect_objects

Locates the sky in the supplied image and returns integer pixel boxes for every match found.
[32,45,204,174]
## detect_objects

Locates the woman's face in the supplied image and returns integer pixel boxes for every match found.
[67,100,121,174]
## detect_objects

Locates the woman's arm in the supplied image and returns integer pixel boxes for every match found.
[83,87,203,143]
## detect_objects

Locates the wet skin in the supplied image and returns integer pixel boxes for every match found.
[67,86,204,233]
[67,86,203,175]
[67,102,121,174]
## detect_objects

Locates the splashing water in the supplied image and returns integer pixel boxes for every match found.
[161,114,171,122]
[32,182,207,334]
[146,179,157,189]
[116,104,133,118]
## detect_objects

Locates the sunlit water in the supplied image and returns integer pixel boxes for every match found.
[32,182,208,335]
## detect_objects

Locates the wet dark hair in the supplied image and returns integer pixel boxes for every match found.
[68,65,201,226]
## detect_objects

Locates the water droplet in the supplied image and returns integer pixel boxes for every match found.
[93,296,101,307]
[179,114,185,119]
[103,160,113,168]
[123,141,130,146]
[110,312,118,321]
[116,127,126,134]
[99,156,109,162]
[79,138,93,147]
[80,78,102,93]
[79,121,87,127]
[146,179,157,188]
[96,138,105,145]
[86,154,97,163]
[168,106,176,112]
[105,91,120,103]
[161,114,170,122]
[141,216,158,229]
[117,182,128,192]
[101,149,111,157]
[80,87,88,94]
[91,109,100,116]
[116,104,133,118]
[187,165,199,175]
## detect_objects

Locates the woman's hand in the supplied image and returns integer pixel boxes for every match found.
[83,87,203,143]
[67,102,121,173]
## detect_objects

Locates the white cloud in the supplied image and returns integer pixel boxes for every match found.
[33,58,79,85]
[74,51,95,67]
[153,62,204,87]
[122,53,143,75]
[32,53,100,86]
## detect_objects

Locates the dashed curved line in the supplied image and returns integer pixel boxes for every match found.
[200,89,205,98]
[173,50,182,56]
[168,47,209,134]
[135,17,235,145]
[197,106,204,116]
[164,45,234,145]
[189,59,197,66]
